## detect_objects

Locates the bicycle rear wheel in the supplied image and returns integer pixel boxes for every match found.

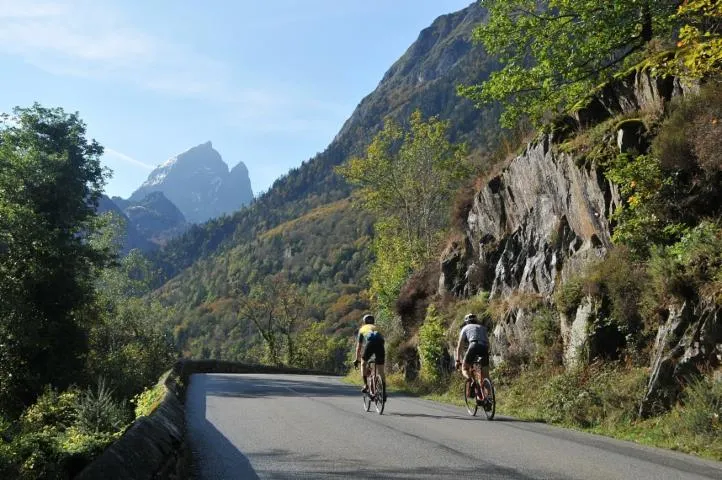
[373,374,385,415]
[482,378,495,420]
[463,379,478,416]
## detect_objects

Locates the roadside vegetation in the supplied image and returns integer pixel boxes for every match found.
[343,0,722,462]
[0,106,176,478]
[2,0,721,475]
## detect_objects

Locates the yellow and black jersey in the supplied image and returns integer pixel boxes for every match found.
[358,324,383,343]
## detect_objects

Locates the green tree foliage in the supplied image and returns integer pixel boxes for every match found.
[235,276,308,366]
[87,248,176,400]
[337,111,469,319]
[0,105,109,415]
[418,305,447,382]
[368,219,416,321]
[651,0,722,78]
[606,85,722,256]
[294,323,349,372]
[459,0,679,127]
[338,110,469,258]
[158,197,372,363]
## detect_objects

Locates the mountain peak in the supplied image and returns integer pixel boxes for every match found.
[129,142,253,223]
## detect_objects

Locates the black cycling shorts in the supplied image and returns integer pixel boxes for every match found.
[463,342,489,367]
[361,337,385,365]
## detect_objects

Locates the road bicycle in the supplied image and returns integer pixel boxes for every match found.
[460,356,495,420]
[357,359,385,414]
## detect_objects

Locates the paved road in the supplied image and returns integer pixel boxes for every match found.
[186,373,722,479]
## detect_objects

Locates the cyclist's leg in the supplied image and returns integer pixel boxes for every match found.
[461,344,474,380]
[375,341,387,401]
[360,343,371,392]
[376,339,386,382]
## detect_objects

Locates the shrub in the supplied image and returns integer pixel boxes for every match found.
[75,381,130,435]
[532,308,562,365]
[21,388,78,433]
[132,383,166,418]
[451,181,476,231]
[648,222,722,303]
[418,305,448,382]
[586,247,645,338]
[554,278,584,317]
[653,84,722,174]
[537,364,647,428]
[675,377,722,440]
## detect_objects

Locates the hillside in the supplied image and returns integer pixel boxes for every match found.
[149,3,498,282]
[152,2,505,360]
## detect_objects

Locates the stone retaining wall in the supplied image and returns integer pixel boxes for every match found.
[76,360,331,479]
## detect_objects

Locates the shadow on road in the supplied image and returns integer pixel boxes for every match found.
[202,374,358,399]
[387,412,473,421]
[187,376,261,479]
[245,448,535,479]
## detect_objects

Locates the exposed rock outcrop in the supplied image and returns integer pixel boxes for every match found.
[440,134,618,300]
[640,300,722,417]
[440,72,719,410]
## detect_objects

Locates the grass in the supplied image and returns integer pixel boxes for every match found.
[346,365,722,461]
[259,199,350,240]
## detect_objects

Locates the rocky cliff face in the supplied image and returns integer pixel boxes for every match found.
[97,195,154,253]
[122,191,187,245]
[98,193,187,252]
[130,142,253,223]
[440,71,718,412]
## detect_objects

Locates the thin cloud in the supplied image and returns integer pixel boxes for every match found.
[0,1,351,136]
[0,1,222,96]
[104,148,154,170]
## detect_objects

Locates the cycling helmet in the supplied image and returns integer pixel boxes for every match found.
[363,314,375,325]
[463,313,477,325]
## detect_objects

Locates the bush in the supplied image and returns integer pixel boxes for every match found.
[532,308,562,365]
[653,84,722,174]
[537,364,647,428]
[675,377,722,440]
[132,383,166,418]
[75,381,130,435]
[418,305,448,382]
[21,388,78,433]
[0,385,125,479]
[648,222,722,303]
[554,278,584,316]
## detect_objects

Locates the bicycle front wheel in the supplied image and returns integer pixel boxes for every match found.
[463,379,478,416]
[482,378,495,420]
[373,374,385,415]
[362,380,371,412]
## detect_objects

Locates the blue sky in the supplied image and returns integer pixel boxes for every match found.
[0,0,474,198]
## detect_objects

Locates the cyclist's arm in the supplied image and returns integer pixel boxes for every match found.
[353,332,363,363]
[455,333,465,365]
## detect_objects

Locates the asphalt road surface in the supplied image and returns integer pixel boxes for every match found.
[186,373,722,479]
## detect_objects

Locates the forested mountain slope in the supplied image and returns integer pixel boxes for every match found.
[152,2,505,361]
[150,3,497,282]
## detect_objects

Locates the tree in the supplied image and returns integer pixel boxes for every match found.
[276,281,307,365]
[0,105,108,415]
[337,110,469,317]
[653,0,722,79]
[337,110,469,260]
[88,245,176,400]
[234,276,307,365]
[459,0,680,127]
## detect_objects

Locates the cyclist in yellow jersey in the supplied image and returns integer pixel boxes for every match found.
[353,314,386,398]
